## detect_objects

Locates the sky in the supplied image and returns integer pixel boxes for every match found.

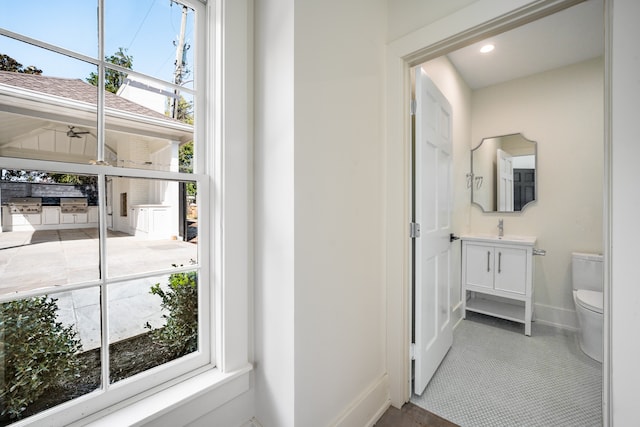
[0,0,195,88]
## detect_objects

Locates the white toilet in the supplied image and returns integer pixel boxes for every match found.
[572,252,603,362]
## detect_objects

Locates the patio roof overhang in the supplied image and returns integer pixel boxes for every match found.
[0,83,194,145]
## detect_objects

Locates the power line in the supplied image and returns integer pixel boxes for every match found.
[127,0,158,50]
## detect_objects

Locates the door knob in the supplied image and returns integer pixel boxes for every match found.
[450,233,460,242]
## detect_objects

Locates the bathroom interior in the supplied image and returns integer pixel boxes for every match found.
[411,0,604,425]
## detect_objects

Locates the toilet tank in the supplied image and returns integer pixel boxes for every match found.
[572,252,604,292]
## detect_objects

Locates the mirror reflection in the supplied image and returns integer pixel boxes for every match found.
[471,133,537,212]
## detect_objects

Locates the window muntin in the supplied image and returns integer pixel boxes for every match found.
[0,0,208,424]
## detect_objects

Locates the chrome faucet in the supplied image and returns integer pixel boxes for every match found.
[498,219,504,238]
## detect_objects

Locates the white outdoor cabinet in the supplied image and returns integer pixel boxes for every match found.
[61,213,88,224]
[11,213,41,227]
[131,205,172,239]
[461,235,536,336]
[42,207,60,225]
[88,206,99,224]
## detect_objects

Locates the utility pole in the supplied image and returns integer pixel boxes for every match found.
[170,2,191,241]
[171,1,189,119]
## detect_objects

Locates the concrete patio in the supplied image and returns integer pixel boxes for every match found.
[0,228,198,350]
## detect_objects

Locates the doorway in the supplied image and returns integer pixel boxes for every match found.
[386,0,609,424]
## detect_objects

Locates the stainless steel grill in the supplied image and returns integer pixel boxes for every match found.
[60,197,88,214]
[8,197,42,214]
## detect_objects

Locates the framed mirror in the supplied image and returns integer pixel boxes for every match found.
[470,133,537,212]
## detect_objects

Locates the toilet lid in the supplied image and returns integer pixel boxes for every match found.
[576,289,603,314]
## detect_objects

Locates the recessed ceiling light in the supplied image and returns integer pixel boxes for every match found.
[480,44,495,54]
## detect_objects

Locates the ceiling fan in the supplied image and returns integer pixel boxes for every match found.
[67,126,91,138]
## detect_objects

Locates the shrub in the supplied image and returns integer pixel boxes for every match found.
[146,268,198,358]
[0,296,81,420]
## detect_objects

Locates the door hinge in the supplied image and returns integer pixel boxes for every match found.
[410,99,417,116]
[410,343,416,360]
[410,222,421,238]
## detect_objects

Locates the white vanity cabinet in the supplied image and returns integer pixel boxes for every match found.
[461,235,536,336]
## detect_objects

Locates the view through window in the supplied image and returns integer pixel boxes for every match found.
[0,0,207,423]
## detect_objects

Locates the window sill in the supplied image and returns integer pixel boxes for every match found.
[74,364,253,426]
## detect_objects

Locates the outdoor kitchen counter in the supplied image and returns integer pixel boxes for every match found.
[1,205,98,232]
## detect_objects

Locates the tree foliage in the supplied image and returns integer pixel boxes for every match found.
[178,142,196,197]
[86,47,133,94]
[0,169,48,182]
[146,267,198,359]
[179,142,193,174]
[0,53,42,74]
[174,96,194,124]
[0,296,82,419]
[0,170,96,186]
[47,173,98,187]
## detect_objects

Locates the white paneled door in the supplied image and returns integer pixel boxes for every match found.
[413,67,453,396]
[497,149,514,211]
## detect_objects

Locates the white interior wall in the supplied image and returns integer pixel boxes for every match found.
[254,0,389,425]
[610,0,640,421]
[387,0,479,42]
[293,1,388,425]
[253,0,296,425]
[469,57,604,329]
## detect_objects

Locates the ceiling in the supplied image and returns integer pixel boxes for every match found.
[446,0,604,90]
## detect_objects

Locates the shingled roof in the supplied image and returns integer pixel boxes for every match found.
[0,70,180,124]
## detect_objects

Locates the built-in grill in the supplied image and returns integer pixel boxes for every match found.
[60,197,88,214]
[8,197,42,214]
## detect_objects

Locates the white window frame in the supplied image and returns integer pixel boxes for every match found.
[1,0,252,425]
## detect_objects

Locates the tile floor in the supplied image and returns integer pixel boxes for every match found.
[411,312,602,427]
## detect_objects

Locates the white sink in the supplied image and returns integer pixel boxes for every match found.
[460,234,536,246]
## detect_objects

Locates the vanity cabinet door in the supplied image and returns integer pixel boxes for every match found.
[493,246,527,294]
[465,243,494,290]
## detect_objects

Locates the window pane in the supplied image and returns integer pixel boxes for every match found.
[0,37,98,165]
[0,0,98,58]
[105,0,195,88]
[0,35,97,80]
[0,171,100,297]
[106,177,197,279]
[108,271,198,383]
[104,68,195,172]
[0,288,101,421]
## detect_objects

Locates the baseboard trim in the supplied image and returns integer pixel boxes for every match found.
[330,373,390,427]
[533,302,578,331]
[452,300,464,330]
